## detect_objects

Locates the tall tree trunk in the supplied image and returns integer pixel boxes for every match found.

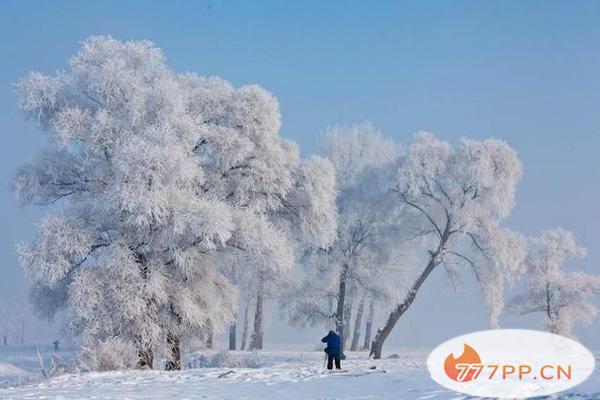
[165,304,182,371]
[249,287,264,350]
[206,319,214,349]
[362,300,375,351]
[240,298,251,350]
[327,296,335,329]
[335,263,349,359]
[350,296,365,351]
[229,321,236,351]
[343,301,353,351]
[370,252,440,359]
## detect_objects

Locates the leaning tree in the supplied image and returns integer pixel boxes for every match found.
[370,132,527,358]
[14,36,336,370]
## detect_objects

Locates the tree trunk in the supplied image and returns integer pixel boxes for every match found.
[327,296,335,329]
[350,297,365,351]
[335,263,349,359]
[249,287,264,350]
[134,252,154,369]
[240,298,251,350]
[165,331,181,371]
[135,334,154,369]
[370,253,439,359]
[229,321,236,351]
[343,301,353,351]
[206,319,214,349]
[371,222,452,360]
[362,300,375,351]
[165,304,182,371]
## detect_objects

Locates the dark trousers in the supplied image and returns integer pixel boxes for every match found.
[327,354,341,370]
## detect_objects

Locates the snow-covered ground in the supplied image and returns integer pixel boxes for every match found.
[0,345,76,388]
[0,347,598,399]
[0,362,29,384]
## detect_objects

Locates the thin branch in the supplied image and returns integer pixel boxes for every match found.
[393,189,443,238]
[434,178,453,205]
[447,250,481,283]
[466,232,492,261]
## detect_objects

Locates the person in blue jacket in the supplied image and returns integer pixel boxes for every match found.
[321,330,342,370]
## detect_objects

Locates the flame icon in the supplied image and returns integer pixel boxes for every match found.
[444,343,482,382]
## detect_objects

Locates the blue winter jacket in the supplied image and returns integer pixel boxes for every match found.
[321,330,341,357]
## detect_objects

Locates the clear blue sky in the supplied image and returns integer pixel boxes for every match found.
[1,1,599,349]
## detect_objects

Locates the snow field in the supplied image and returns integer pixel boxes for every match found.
[1,349,598,399]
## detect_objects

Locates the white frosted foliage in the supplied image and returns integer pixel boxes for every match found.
[13,36,336,366]
[509,229,600,336]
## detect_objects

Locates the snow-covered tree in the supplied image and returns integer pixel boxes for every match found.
[14,36,236,370]
[371,132,526,358]
[284,122,404,356]
[508,229,600,336]
[188,76,338,352]
[14,36,336,370]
